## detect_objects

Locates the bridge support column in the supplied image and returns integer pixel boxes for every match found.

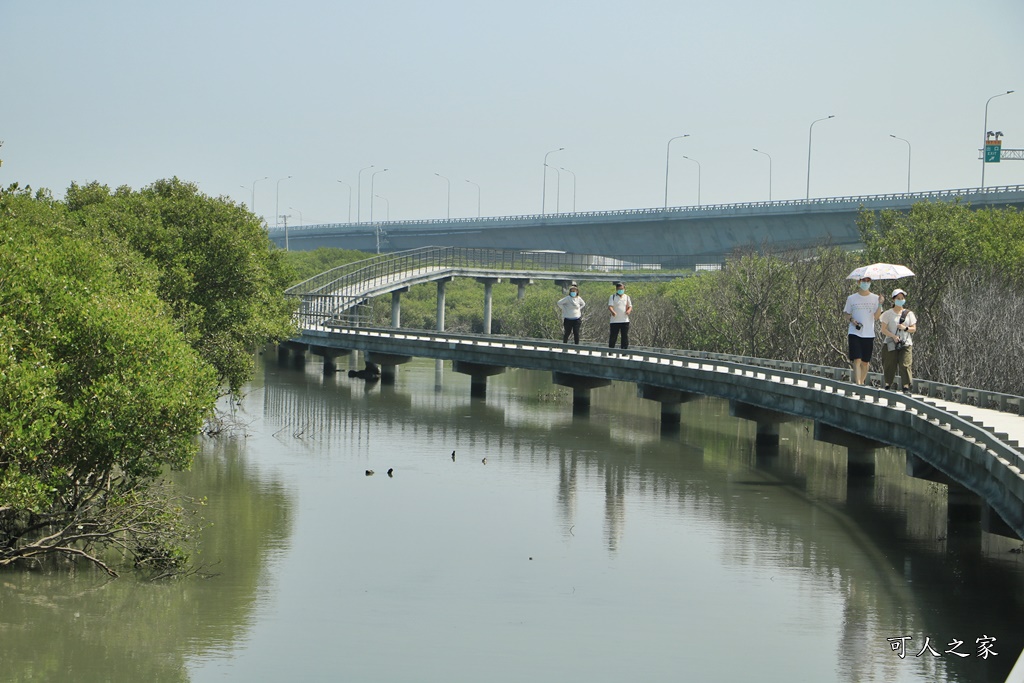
[553,372,612,416]
[947,484,984,525]
[637,385,698,434]
[436,278,452,332]
[367,352,413,386]
[510,278,533,300]
[452,360,507,398]
[390,287,409,328]
[729,401,798,447]
[814,422,885,477]
[311,345,352,374]
[476,278,501,334]
[278,341,308,369]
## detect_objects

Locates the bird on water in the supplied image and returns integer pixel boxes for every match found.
[387,468,394,477]
[365,470,374,476]
[451,450,456,462]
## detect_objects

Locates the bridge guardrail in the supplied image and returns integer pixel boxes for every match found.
[269,184,1024,234]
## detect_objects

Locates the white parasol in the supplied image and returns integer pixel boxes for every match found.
[846,263,915,280]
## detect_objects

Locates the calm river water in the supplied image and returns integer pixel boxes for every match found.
[3,352,1024,682]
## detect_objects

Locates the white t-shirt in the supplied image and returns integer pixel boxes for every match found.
[843,292,881,338]
[556,295,586,319]
[879,307,917,350]
[608,293,632,323]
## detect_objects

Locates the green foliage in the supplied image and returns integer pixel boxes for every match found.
[0,187,219,573]
[65,178,296,394]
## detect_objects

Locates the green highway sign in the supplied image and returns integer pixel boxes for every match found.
[985,142,1002,163]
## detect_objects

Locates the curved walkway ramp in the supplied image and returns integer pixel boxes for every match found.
[285,246,690,326]
[284,325,1024,543]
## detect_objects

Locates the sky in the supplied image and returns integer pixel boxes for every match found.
[2,0,1022,227]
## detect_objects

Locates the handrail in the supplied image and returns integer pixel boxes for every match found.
[269,184,1024,234]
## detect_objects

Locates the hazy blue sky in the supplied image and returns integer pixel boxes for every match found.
[3,0,1022,225]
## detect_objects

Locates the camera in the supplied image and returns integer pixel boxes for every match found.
[894,340,906,351]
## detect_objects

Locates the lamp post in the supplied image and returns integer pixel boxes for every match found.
[560,167,576,212]
[357,165,374,223]
[542,147,564,215]
[375,194,389,221]
[275,175,292,230]
[434,172,451,218]
[369,168,388,222]
[664,134,690,208]
[336,180,352,223]
[681,155,701,207]
[465,179,481,217]
[982,90,1014,188]
[250,176,267,214]
[889,135,912,193]
[289,207,303,225]
[752,149,772,201]
[806,115,834,199]
[551,166,562,213]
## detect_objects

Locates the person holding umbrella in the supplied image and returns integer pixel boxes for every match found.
[843,275,883,385]
[843,263,914,386]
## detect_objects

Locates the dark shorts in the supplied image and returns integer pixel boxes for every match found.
[848,334,874,362]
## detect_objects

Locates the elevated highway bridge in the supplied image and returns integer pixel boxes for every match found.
[267,185,1024,264]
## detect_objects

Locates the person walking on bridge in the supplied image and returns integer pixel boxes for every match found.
[880,288,917,394]
[608,281,633,349]
[556,284,586,344]
[843,276,882,386]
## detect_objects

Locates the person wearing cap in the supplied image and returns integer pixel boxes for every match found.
[607,281,633,349]
[879,288,917,394]
[842,276,883,386]
[556,284,586,344]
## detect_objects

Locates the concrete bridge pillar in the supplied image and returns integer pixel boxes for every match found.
[310,345,352,374]
[813,422,886,477]
[510,278,533,300]
[475,278,501,334]
[367,352,413,386]
[390,287,409,328]
[637,385,698,433]
[452,360,507,398]
[277,341,308,369]
[729,401,798,447]
[436,278,452,332]
[553,372,612,416]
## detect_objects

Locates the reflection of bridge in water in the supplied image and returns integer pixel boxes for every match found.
[280,247,1024,548]
[267,185,1024,262]
[259,355,1024,683]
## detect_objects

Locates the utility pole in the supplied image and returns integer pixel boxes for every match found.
[280,214,291,251]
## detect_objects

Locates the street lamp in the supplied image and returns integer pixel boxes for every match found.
[542,147,564,215]
[336,180,352,223]
[982,90,1014,188]
[752,149,772,201]
[681,155,701,207]
[806,115,835,199]
[889,135,912,193]
[465,179,481,217]
[275,175,292,230]
[249,176,267,214]
[289,206,303,225]
[369,168,388,222]
[357,165,374,223]
[551,166,562,213]
[664,134,690,208]
[560,167,576,212]
[375,194,389,221]
[434,172,451,218]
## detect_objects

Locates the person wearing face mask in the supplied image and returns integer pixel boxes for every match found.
[879,288,917,394]
[842,276,883,386]
[556,284,586,344]
[607,281,633,349]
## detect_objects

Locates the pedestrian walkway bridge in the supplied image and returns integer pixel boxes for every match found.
[282,247,1024,543]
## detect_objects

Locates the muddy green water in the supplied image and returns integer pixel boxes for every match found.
[2,354,1023,682]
